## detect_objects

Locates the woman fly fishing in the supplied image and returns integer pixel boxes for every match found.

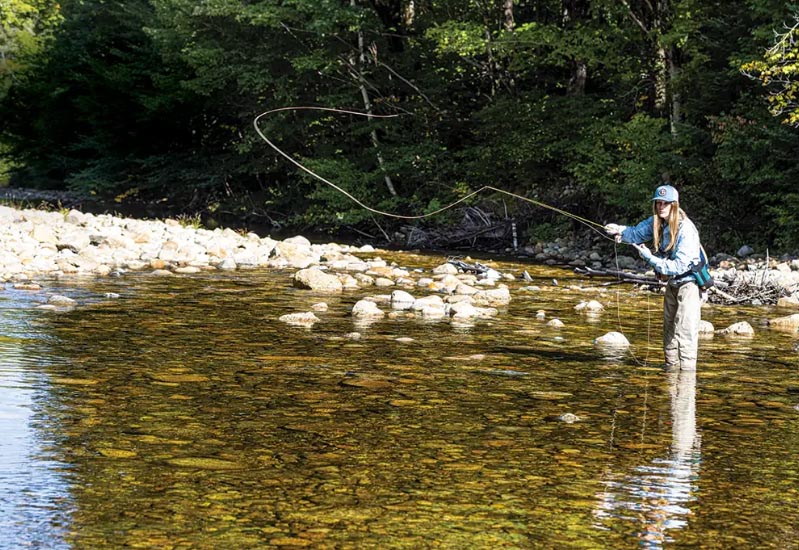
[604,184,709,371]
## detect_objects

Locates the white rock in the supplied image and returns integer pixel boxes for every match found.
[768,313,799,332]
[575,300,605,313]
[293,268,343,292]
[48,294,76,306]
[390,290,416,310]
[432,263,458,275]
[593,332,630,346]
[279,312,320,326]
[717,321,755,336]
[412,295,444,311]
[471,288,511,307]
[699,320,715,333]
[282,235,311,247]
[351,299,385,318]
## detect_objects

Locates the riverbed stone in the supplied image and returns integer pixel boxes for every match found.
[279,312,320,326]
[575,300,604,313]
[471,287,511,307]
[717,321,755,336]
[777,295,799,308]
[48,294,76,306]
[390,290,415,310]
[768,313,799,332]
[433,263,458,275]
[293,268,343,292]
[374,277,395,287]
[699,320,715,334]
[593,331,630,346]
[352,299,385,319]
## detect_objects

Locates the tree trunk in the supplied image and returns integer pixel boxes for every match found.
[567,62,587,95]
[563,0,588,96]
[668,47,681,136]
[503,0,515,32]
[404,0,415,27]
[352,0,397,197]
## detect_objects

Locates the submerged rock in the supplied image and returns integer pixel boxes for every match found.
[593,332,630,347]
[293,267,343,292]
[390,290,415,310]
[699,320,715,333]
[717,321,755,336]
[351,299,385,319]
[768,313,799,332]
[559,413,580,424]
[278,312,320,326]
[47,294,76,306]
[575,300,605,313]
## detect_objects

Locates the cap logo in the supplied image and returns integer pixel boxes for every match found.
[658,188,666,196]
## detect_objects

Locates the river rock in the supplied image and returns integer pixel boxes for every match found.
[737,245,754,257]
[448,301,479,319]
[547,318,564,328]
[279,312,320,326]
[283,235,311,247]
[699,320,715,333]
[575,300,604,313]
[471,287,511,307]
[293,268,343,292]
[768,313,799,332]
[433,263,458,275]
[374,277,395,287]
[777,295,799,308]
[593,332,630,347]
[390,290,415,310]
[273,241,316,269]
[351,299,385,318]
[717,321,755,336]
[48,294,76,306]
[351,272,373,286]
[420,303,447,318]
[412,295,444,311]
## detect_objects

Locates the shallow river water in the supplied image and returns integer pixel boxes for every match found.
[1,251,798,549]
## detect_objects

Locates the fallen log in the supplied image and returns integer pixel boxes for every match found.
[574,267,663,286]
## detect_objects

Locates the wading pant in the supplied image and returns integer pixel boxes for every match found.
[663,282,701,371]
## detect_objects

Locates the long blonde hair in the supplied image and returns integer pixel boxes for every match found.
[652,202,684,253]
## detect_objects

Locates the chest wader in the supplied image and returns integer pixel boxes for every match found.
[656,245,706,371]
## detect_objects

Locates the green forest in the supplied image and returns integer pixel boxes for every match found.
[1,0,798,251]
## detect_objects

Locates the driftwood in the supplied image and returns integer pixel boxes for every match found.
[574,267,664,287]
[403,207,513,249]
[707,272,786,305]
[448,258,490,274]
[576,266,793,306]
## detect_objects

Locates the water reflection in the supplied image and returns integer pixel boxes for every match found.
[1,259,798,548]
[594,368,701,547]
[0,299,72,550]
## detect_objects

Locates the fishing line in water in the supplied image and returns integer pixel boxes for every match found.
[253,106,657,365]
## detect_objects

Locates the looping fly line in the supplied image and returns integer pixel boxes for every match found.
[254,106,658,366]
[252,106,614,242]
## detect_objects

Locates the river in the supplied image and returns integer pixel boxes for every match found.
[1,251,798,549]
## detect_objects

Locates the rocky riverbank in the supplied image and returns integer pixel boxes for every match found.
[2,204,799,336]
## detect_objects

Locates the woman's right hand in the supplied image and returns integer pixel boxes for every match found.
[604,223,625,243]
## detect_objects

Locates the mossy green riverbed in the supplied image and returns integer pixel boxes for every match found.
[1,252,798,549]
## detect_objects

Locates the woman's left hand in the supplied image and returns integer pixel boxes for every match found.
[633,242,653,261]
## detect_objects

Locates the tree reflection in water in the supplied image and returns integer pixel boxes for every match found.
[593,369,701,548]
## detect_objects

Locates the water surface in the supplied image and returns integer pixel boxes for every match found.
[2,253,798,549]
